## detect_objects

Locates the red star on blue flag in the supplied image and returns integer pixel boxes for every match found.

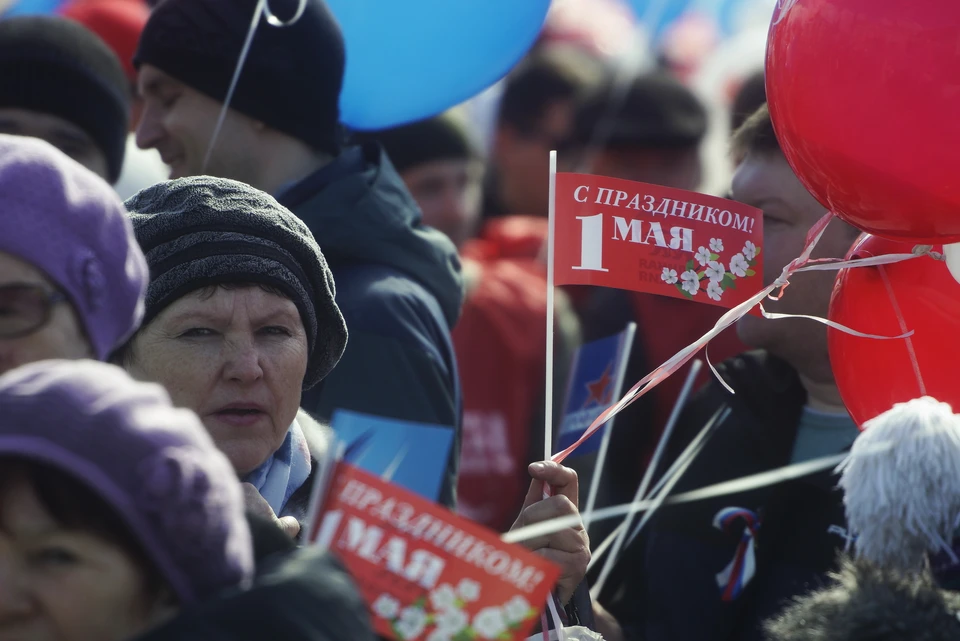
[583,363,613,408]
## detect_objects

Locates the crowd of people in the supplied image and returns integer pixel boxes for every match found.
[0,0,958,640]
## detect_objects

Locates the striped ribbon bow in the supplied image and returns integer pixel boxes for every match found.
[713,507,761,601]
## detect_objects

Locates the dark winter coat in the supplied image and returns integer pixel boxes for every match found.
[133,513,376,641]
[278,143,465,508]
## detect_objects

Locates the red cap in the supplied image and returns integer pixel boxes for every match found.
[59,0,149,82]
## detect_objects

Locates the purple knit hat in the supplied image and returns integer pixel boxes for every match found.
[0,359,254,603]
[0,134,148,359]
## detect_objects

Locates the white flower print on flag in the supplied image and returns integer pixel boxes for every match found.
[705,260,725,283]
[707,280,724,302]
[681,270,701,295]
[710,238,724,253]
[395,607,428,640]
[435,607,469,634]
[729,253,749,278]
[504,595,532,623]
[661,267,678,284]
[456,578,481,603]
[695,246,712,267]
[473,606,508,639]
[743,240,757,261]
[373,594,401,620]
[429,584,458,611]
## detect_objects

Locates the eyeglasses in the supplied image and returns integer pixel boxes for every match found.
[0,284,69,339]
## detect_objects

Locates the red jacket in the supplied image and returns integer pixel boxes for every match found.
[455,217,577,531]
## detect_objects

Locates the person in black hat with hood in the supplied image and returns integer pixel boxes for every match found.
[133,0,464,508]
[0,14,130,184]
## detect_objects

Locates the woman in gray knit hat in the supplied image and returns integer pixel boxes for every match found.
[118,176,348,538]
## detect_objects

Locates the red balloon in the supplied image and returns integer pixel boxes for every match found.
[766,0,960,244]
[828,234,960,428]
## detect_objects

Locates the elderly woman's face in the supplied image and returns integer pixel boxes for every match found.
[0,251,92,375]
[0,474,172,641]
[126,285,309,475]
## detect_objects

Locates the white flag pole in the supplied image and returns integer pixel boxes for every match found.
[544,150,558,461]
[539,150,565,641]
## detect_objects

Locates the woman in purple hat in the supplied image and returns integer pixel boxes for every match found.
[0,359,250,640]
[0,134,147,375]
[0,359,373,641]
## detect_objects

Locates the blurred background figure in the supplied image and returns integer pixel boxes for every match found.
[59,0,170,198]
[353,110,485,249]
[729,69,766,134]
[0,15,129,183]
[483,44,607,222]
[354,112,581,531]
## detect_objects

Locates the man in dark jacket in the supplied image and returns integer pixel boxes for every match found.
[132,0,464,507]
[590,104,863,641]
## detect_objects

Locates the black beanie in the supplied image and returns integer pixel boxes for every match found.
[350,111,481,174]
[135,0,345,155]
[0,16,130,184]
[568,71,707,151]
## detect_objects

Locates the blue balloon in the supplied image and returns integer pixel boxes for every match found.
[627,0,694,38]
[3,0,64,17]
[327,0,551,131]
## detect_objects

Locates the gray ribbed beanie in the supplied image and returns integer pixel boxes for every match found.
[125,176,347,388]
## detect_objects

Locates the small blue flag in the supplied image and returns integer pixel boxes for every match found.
[557,325,636,456]
[330,410,454,502]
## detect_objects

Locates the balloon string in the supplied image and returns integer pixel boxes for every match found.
[877,263,927,396]
[757,304,914,341]
[503,451,849,545]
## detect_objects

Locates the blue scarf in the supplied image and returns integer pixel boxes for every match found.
[243,419,312,514]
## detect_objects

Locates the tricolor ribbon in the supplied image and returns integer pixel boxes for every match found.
[713,507,761,601]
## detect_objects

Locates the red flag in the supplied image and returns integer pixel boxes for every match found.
[308,463,561,641]
[554,172,764,309]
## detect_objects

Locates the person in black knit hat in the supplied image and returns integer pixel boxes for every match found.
[134,0,344,184]
[0,15,130,183]
[134,0,467,511]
